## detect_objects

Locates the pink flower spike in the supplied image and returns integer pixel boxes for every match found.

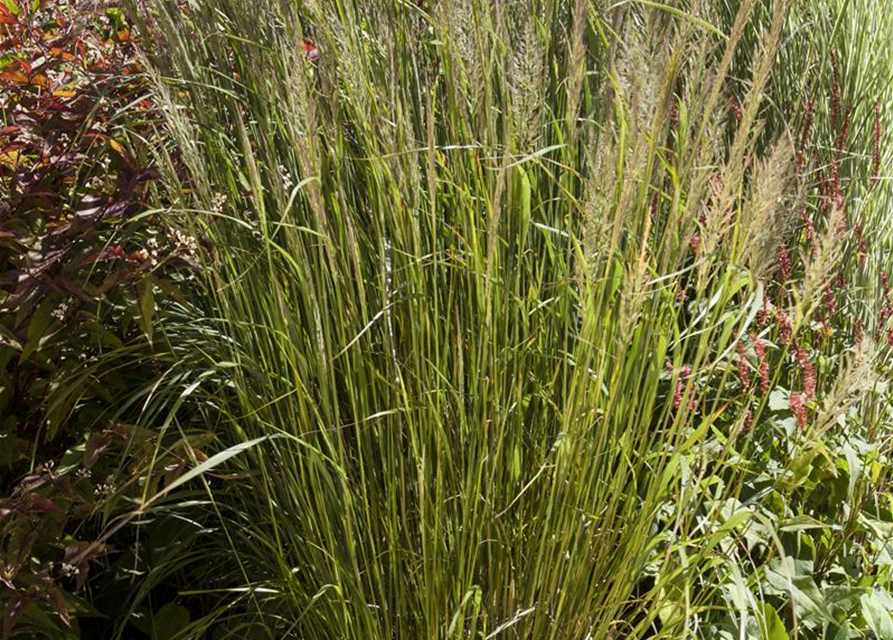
[790,391,806,429]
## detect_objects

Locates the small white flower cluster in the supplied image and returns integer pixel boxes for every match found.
[59,562,80,578]
[279,164,294,191]
[171,227,199,261]
[52,302,69,321]
[84,176,104,192]
[75,468,92,480]
[146,234,162,266]
[94,479,116,498]
[211,192,228,215]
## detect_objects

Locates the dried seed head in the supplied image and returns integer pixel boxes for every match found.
[742,140,793,279]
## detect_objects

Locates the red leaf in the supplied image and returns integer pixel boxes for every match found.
[0,5,17,25]
[1,69,28,84]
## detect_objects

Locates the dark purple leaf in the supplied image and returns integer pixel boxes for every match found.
[46,587,71,628]
[22,494,60,515]
[2,593,28,638]
[84,434,111,469]
[64,541,106,591]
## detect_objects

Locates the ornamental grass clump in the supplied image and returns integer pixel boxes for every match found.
[35,0,891,637]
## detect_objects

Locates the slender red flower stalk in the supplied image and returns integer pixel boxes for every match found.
[835,108,851,151]
[676,286,687,304]
[801,98,815,150]
[855,223,869,267]
[855,317,864,345]
[830,52,841,128]
[822,281,837,316]
[751,334,770,395]
[741,410,753,436]
[757,293,771,327]
[790,391,807,429]
[690,232,701,257]
[800,209,816,248]
[669,97,679,129]
[796,347,816,402]
[736,342,750,390]
[777,310,792,345]
[818,169,832,216]
[775,243,792,283]
[830,161,845,215]
[729,92,742,123]
[668,363,693,412]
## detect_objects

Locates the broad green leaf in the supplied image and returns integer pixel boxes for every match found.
[765,558,832,625]
[769,388,789,412]
[861,591,893,639]
[152,435,269,501]
[138,274,155,343]
[826,586,867,619]
[152,603,190,640]
[842,442,862,504]
[20,300,54,361]
[779,515,836,533]
[760,603,789,640]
